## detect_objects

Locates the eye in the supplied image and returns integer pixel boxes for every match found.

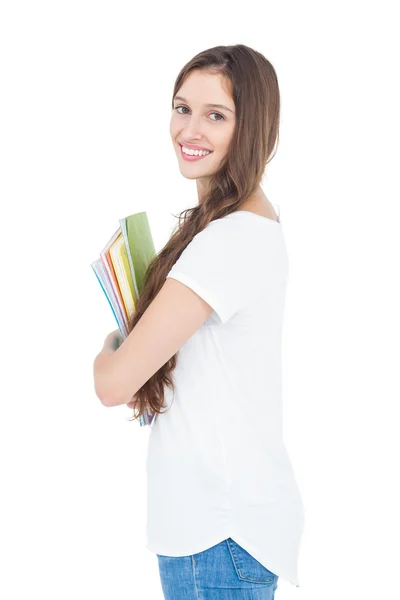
[210,112,224,121]
[175,105,189,115]
[174,105,225,121]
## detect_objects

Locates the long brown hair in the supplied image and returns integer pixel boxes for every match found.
[127,44,280,422]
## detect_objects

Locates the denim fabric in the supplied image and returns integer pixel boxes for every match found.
[157,538,279,599]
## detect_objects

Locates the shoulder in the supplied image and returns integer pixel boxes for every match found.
[198,213,283,249]
[173,212,284,268]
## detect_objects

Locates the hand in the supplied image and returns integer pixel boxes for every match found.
[103,328,124,352]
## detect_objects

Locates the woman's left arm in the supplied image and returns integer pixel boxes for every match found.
[93,329,123,403]
[92,277,214,408]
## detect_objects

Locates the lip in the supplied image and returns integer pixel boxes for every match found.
[179,141,213,151]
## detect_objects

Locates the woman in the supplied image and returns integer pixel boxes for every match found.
[94,44,305,599]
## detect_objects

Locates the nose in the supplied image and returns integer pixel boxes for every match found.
[181,115,204,141]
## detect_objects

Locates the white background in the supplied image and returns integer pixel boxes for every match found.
[1,1,399,598]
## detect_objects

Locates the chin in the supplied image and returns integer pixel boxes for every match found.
[179,171,199,180]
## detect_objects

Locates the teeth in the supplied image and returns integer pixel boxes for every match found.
[182,145,211,156]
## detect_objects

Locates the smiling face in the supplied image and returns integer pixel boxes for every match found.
[170,69,236,190]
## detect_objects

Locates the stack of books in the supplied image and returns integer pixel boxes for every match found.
[91,211,156,426]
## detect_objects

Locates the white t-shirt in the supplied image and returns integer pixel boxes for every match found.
[145,209,305,588]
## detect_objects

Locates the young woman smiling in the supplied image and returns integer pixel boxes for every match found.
[93,44,305,599]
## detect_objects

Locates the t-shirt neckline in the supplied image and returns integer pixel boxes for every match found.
[230,210,281,225]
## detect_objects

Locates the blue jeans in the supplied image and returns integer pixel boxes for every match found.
[157,538,279,599]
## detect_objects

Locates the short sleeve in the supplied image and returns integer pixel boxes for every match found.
[166,216,279,324]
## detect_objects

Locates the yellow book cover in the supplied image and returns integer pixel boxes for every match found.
[109,232,137,324]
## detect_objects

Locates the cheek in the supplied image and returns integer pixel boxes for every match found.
[170,115,179,137]
[213,133,231,153]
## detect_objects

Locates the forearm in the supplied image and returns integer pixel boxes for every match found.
[93,340,118,405]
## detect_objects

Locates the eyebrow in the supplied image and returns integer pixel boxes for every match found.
[173,95,235,114]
